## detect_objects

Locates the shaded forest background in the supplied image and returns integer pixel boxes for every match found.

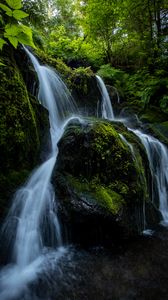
[0,0,168,115]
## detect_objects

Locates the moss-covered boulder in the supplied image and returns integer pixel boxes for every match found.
[54,118,157,245]
[0,47,49,220]
[31,49,99,117]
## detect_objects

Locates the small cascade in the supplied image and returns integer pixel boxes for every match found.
[96,75,114,120]
[113,86,120,103]
[0,48,78,299]
[98,75,168,229]
[130,129,168,226]
[119,133,136,160]
[119,133,148,233]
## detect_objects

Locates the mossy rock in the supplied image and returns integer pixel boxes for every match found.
[34,49,97,116]
[54,119,154,244]
[67,175,124,215]
[0,47,49,220]
[0,48,40,173]
[56,119,146,201]
[0,169,29,222]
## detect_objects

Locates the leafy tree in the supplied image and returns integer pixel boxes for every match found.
[0,0,35,49]
[119,0,168,67]
[22,0,48,28]
[81,0,119,64]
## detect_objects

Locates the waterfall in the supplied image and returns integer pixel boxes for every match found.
[0,48,78,299]
[113,86,120,104]
[129,129,168,226]
[98,76,168,229]
[96,75,114,120]
[119,133,136,160]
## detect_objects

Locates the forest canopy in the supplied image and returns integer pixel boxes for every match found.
[0,0,168,111]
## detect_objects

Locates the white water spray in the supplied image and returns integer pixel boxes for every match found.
[0,48,78,299]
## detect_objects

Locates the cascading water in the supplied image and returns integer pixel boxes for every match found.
[98,76,168,229]
[129,129,168,226]
[113,86,120,104]
[0,48,78,300]
[119,133,136,161]
[96,75,114,120]
[119,132,150,233]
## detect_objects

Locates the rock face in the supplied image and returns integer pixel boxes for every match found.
[0,47,49,220]
[54,119,159,246]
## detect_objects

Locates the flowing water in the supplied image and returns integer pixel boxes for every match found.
[129,129,168,226]
[119,133,136,161]
[1,56,168,299]
[98,75,168,229]
[96,75,114,120]
[0,48,78,299]
[113,86,120,104]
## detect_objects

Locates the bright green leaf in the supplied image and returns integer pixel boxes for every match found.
[13,10,29,20]
[20,24,32,36]
[7,36,18,48]
[5,0,22,10]
[0,3,12,14]
[17,31,36,48]
[4,24,21,36]
[5,10,13,17]
[0,38,7,50]
[0,15,3,25]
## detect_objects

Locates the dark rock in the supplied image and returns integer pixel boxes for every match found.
[0,47,50,221]
[72,75,101,117]
[54,119,159,246]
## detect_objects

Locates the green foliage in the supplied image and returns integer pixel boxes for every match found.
[160,96,168,113]
[46,24,104,67]
[0,37,6,49]
[22,0,48,28]
[97,64,128,98]
[98,64,128,84]
[0,58,5,66]
[81,0,119,63]
[125,71,168,110]
[97,64,168,112]
[0,0,35,49]
[6,0,22,9]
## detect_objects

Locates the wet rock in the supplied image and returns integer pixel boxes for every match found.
[54,119,159,245]
[0,47,50,220]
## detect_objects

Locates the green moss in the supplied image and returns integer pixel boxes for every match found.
[0,51,40,172]
[57,120,149,210]
[35,49,71,78]
[0,169,29,220]
[34,48,94,94]
[67,175,124,214]
[71,66,94,95]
